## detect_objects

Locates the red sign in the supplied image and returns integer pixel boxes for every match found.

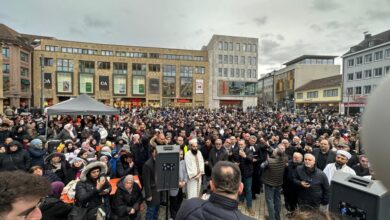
[177,99,191,103]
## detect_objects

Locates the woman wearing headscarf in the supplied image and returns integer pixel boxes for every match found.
[44,152,70,184]
[111,175,143,220]
[40,181,73,220]
[66,157,85,182]
[28,138,47,167]
[0,140,31,171]
[56,123,77,142]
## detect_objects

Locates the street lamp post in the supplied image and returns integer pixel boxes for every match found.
[40,54,44,112]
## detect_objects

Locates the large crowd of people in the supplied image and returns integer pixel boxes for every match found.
[0,106,371,220]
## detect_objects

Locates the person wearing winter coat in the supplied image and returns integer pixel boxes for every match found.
[40,181,73,220]
[65,157,85,181]
[117,152,138,178]
[29,165,62,183]
[111,175,143,220]
[75,161,112,220]
[0,141,31,171]
[56,123,77,142]
[28,138,46,167]
[44,153,70,184]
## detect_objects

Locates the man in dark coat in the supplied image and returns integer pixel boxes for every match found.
[0,141,31,171]
[312,139,336,170]
[176,161,255,220]
[282,152,303,216]
[28,138,46,167]
[75,161,112,220]
[208,138,228,168]
[111,175,143,220]
[293,153,329,210]
[142,146,160,220]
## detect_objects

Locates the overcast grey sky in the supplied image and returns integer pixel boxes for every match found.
[1,0,390,75]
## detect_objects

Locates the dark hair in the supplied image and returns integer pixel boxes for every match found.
[29,165,43,173]
[0,171,50,215]
[211,161,241,195]
[150,145,157,154]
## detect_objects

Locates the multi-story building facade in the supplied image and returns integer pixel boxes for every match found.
[257,72,274,107]
[0,24,43,109]
[206,35,258,109]
[295,75,342,113]
[32,39,209,108]
[341,31,390,115]
[273,55,340,111]
[0,43,3,113]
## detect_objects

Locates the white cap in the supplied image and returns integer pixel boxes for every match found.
[337,150,351,160]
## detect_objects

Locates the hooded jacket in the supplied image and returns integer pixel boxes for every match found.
[0,141,31,171]
[44,153,70,184]
[111,176,143,220]
[28,139,47,167]
[75,161,112,210]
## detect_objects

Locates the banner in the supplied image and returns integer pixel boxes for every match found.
[44,73,52,89]
[99,76,109,91]
[196,79,204,94]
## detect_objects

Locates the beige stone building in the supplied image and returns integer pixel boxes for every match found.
[32,39,209,108]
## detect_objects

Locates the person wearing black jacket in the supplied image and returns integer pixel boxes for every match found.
[293,154,329,210]
[176,161,255,220]
[208,138,228,169]
[312,140,336,170]
[130,134,149,176]
[0,141,31,171]
[282,152,303,216]
[233,139,255,216]
[75,161,112,220]
[44,153,70,184]
[40,181,72,220]
[117,152,138,178]
[28,139,46,167]
[142,146,160,220]
[111,175,143,220]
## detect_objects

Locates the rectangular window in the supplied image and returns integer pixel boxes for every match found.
[223,68,228,77]
[149,64,160,72]
[2,64,10,74]
[45,45,59,52]
[56,59,74,72]
[57,72,72,93]
[43,58,53,66]
[235,68,240,78]
[230,68,234,77]
[101,50,113,56]
[364,69,372,78]
[241,69,245,78]
[229,55,233,64]
[364,54,372,63]
[79,73,94,94]
[132,75,145,95]
[218,55,223,64]
[20,52,29,62]
[347,73,354,81]
[79,60,95,74]
[132,63,146,75]
[236,43,240,51]
[248,56,252,65]
[163,65,176,77]
[218,81,256,96]
[307,91,318,98]
[2,47,9,58]
[296,92,303,99]
[21,67,29,77]
[180,66,193,77]
[234,56,238,64]
[223,42,228,50]
[355,86,362,95]
[21,79,30,93]
[98,62,110,70]
[240,56,245,64]
[374,67,382,77]
[385,48,390,59]
[355,71,362,80]
[252,69,257,78]
[224,55,228,64]
[113,75,127,95]
[150,53,160,59]
[323,89,338,97]
[218,41,223,50]
[247,69,252,78]
[115,51,126,57]
[364,85,371,95]
[163,77,175,97]
[385,66,390,75]
[356,56,363,65]
[374,51,383,61]
[347,87,353,96]
[347,59,354,67]
[243,44,247,52]
[113,62,128,74]
[228,42,233,51]
[180,77,192,97]
[3,76,9,91]
[195,66,205,74]
[218,68,222,77]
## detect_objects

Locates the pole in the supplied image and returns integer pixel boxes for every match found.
[346,94,350,116]
[40,54,44,112]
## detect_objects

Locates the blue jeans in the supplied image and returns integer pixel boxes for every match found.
[239,177,253,208]
[145,204,160,220]
[264,184,281,220]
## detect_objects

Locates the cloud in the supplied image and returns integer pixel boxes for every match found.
[276,34,285,41]
[69,27,84,35]
[312,0,339,11]
[253,16,267,26]
[259,39,280,54]
[325,21,341,29]
[366,9,390,21]
[84,15,111,28]
[310,24,323,32]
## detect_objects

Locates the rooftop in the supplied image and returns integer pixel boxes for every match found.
[283,55,337,66]
[344,30,390,55]
[0,23,52,49]
[295,74,342,92]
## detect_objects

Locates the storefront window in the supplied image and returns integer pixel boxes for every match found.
[57,72,72,93]
[132,75,145,95]
[180,78,192,97]
[79,73,94,94]
[113,75,127,95]
[218,81,256,96]
[163,77,175,97]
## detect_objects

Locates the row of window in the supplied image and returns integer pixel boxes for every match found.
[298,58,334,65]
[44,45,205,61]
[346,85,374,96]
[218,68,257,78]
[3,77,30,93]
[38,72,195,97]
[218,55,257,65]
[347,48,390,67]
[217,41,257,53]
[2,64,29,77]
[2,47,29,62]
[44,59,206,75]
[347,66,390,80]
[296,89,339,99]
